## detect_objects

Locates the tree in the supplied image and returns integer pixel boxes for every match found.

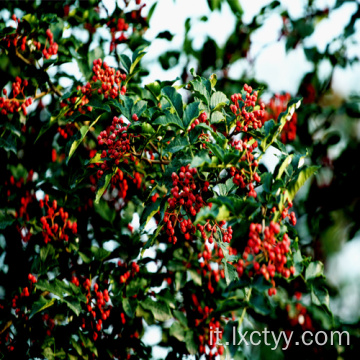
[0,1,356,359]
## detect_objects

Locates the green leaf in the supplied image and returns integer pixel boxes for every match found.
[140,198,161,230]
[95,169,116,204]
[0,214,15,229]
[29,297,56,319]
[122,298,136,318]
[130,44,148,75]
[188,269,202,286]
[183,101,201,129]
[305,261,325,281]
[0,136,17,154]
[249,290,271,316]
[153,111,184,129]
[189,78,210,105]
[209,73,217,89]
[170,321,185,341]
[285,165,319,201]
[161,87,183,118]
[132,100,147,118]
[222,259,239,285]
[90,246,111,261]
[211,110,225,123]
[276,155,293,180]
[210,91,229,111]
[119,95,134,120]
[86,99,111,112]
[293,249,303,276]
[120,54,131,74]
[261,173,272,193]
[145,81,161,100]
[165,137,189,154]
[141,298,172,321]
[67,115,101,164]
[94,200,116,223]
[311,284,331,312]
[185,331,197,355]
[226,0,243,14]
[195,204,230,224]
[190,150,212,168]
[63,297,82,316]
[173,310,188,327]
[207,143,224,162]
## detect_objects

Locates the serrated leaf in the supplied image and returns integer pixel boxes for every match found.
[189,78,210,105]
[153,111,184,129]
[222,259,239,285]
[141,298,172,321]
[161,87,183,118]
[211,110,225,123]
[133,100,147,118]
[183,101,201,129]
[305,261,324,281]
[210,91,229,111]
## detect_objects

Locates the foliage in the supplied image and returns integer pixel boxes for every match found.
[0,1,358,359]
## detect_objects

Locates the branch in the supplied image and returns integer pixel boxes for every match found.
[14,48,63,97]
[131,152,170,165]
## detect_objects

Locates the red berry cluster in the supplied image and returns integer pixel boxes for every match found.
[286,302,314,331]
[263,93,297,143]
[96,116,134,176]
[42,313,55,337]
[41,29,58,59]
[191,294,225,359]
[2,16,58,59]
[196,220,232,244]
[237,221,295,296]
[119,260,140,284]
[163,166,208,243]
[230,84,266,133]
[57,123,76,139]
[0,77,32,116]
[280,200,297,226]
[229,137,260,198]
[189,112,208,131]
[11,274,37,321]
[107,17,129,52]
[73,277,112,342]
[197,242,237,293]
[60,59,127,116]
[39,195,77,243]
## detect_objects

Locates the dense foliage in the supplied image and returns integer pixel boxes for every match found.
[1,1,359,359]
